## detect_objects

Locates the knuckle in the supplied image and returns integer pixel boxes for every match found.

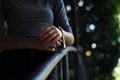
[57,33,60,37]
[48,31,51,35]
[53,33,56,37]
[52,27,57,31]
[51,35,54,39]
[55,28,58,32]
[54,38,58,42]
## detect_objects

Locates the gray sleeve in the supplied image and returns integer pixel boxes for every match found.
[0,0,5,35]
[52,0,72,32]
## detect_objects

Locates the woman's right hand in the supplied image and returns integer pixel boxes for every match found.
[33,38,56,52]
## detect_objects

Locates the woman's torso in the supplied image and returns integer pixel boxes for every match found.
[0,1,55,79]
[4,0,54,37]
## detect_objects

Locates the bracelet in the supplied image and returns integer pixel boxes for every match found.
[58,26,66,48]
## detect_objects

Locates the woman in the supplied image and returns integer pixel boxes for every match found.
[0,0,74,80]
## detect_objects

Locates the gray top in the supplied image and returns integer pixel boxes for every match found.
[0,0,72,37]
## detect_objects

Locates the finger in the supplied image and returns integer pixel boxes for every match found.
[47,29,62,42]
[46,32,58,42]
[48,42,56,48]
[49,48,56,52]
[41,30,55,41]
[40,26,52,37]
[51,35,62,44]
[56,41,61,46]
[42,47,55,52]
[58,39,62,43]
[40,27,56,41]
[46,47,56,52]
[40,44,56,52]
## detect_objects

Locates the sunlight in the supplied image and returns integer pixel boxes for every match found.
[113,58,120,80]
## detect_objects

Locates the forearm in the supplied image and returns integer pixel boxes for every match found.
[62,30,74,46]
[0,36,36,50]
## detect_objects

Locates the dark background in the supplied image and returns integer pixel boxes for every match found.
[64,0,120,80]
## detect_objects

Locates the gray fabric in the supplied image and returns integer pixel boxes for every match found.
[0,0,72,37]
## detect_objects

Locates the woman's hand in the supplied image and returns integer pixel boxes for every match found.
[40,25,63,48]
[33,25,62,51]
[33,38,57,52]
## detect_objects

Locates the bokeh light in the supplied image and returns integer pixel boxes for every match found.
[86,24,96,32]
[91,43,97,49]
[66,5,72,12]
[78,0,84,7]
[113,58,120,80]
[86,50,92,57]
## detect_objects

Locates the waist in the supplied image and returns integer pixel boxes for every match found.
[0,49,54,63]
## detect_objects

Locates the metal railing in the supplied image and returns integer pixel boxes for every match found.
[27,46,86,80]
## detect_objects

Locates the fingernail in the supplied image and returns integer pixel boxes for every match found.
[52,48,55,51]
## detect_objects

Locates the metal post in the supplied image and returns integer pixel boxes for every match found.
[60,60,63,80]
[59,13,69,80]
[74,52,87,80]
[62,54,69,80]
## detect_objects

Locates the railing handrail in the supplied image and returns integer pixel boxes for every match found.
[27,46,77,80]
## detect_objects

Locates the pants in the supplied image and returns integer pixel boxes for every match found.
[0,49,57,80]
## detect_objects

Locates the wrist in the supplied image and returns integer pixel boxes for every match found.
[58,26,66,48]
[58,26,63,39]
[26,38,41,49]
